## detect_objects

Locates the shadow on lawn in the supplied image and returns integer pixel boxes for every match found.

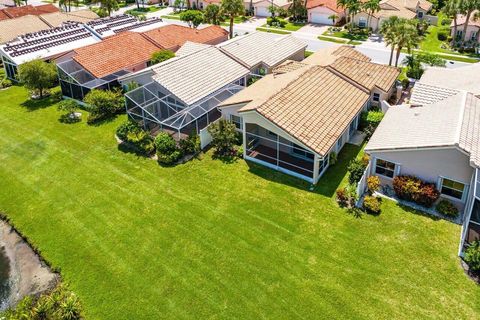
[21,95,59,111]
[396,203,441,222]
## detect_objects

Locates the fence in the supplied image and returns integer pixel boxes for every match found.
[355,163,370,206]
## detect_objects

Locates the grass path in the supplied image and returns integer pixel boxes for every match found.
[0,86,479,319]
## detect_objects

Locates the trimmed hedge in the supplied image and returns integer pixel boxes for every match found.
[436,199,459,217]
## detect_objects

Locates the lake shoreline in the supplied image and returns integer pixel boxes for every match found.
[0,220,59,309]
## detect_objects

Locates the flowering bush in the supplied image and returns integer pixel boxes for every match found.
[393,175,440,207]
[363,196,381,214]
[367,176,380,194]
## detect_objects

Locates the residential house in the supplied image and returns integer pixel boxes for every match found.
[363,63,480,255]
[217,45,399,183]
[353,0,432,31]
[306,0,345,25]
[0,9,98,44]
[0,4,58,21]
[0,14,164,81]
[246,0,290,17]
[56,24,228,101]
[451,11,479,43]
[121,32,306,145]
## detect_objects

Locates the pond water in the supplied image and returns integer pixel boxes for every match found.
[0,246,10,310]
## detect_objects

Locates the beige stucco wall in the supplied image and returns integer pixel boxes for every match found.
[367,147,474,203]
[451,24,479,42]
[307,6,345,24]
[353,12,379,31]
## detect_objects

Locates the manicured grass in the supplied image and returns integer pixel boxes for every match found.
[304,50,314,58]
[261,22,306,32]
[161,14,181,20]
[126,6,161,15]
[1,86,480,319]
[256,27,290,35]
[322,29,368,42]
[318,35,361,46]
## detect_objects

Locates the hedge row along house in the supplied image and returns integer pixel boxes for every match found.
[121,32,307,146]
[0,14,165,81]
[364,63,480,255]
[56,24,228,101]
[218,45,399,183]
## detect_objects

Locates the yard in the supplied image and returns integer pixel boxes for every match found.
[0,86,480,319]
[261,21,306,32]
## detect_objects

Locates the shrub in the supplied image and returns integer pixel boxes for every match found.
[465,241,480,273]
[155,132,182,165]
[50,86,63,102]
[179,9,204,28]
[150,49,175,65]
[436,199,459,217]
[58,99,80,123]
[84,89,124,124]
[336,185,356,208]
[207,119,239,158]
[116,120,154,155]
[329,151,337,166]
[363,195,381,214]
[267,16,287,28]
[359,110,384,138]
[393,175,440,207]
[0,77,12,89]
[347,158,368,185]
[179,132,201,155]
[437,31,448,41]
[367,176,380,194]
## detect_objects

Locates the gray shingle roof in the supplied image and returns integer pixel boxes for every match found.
[459,93,480,167]
[151,46,250,106]
[410,82,460,106]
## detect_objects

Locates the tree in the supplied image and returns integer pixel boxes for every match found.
[221,0,245,38]
[459,0,480,43]
[100,0,119,16]
[328,14,339,25]
[204,4,223,25]
[150,50,175,64]
[288,0,307,21]
[379,16,399,66]
[337,0,361,25]
[416,52,447,66]
[362,0,380,29]
[393,19,421,67]
[442,0,460,41]
[58,99,79,119]
[155,132,183,165]
[268,4,276,17]
[207,119,238,157]
[83,89,124,123]
[402,55,424,79]
[17,59,57,99]
[179,9,204,28]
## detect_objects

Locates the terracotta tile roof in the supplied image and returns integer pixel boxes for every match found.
[142,24,228,52]
[303,45,370,66]
[328,56,400,92]
[0,15,50,43]
[454,11,480,28]
[239,66,369,156]
[73,32,161,78]
[306,0,343,13]
[0,9,9,21]
[2,4,58,19]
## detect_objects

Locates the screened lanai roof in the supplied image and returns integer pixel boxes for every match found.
[57,58,130,89]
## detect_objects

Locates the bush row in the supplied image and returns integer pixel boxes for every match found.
[392,175,440,208]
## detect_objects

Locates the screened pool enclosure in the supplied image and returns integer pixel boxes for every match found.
[57,59,130,101]
[125,81,244,139]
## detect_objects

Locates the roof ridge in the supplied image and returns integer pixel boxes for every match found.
[325,64,370,93]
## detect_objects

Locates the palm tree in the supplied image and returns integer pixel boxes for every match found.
[362,0,380,29]
[443,0,460,41]
[379,16,399,66]
[459,0,480,43]
[328,14,339,25]
[220,0,244,39]
[337,0,351,22]
[393,19,421,67]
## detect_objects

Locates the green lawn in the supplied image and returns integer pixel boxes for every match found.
[125,6,161,15]
[1,86,480,319]
[256,27,290,35]
[322,29,369,42]
[261,22,305,32]
[318,35,362,46]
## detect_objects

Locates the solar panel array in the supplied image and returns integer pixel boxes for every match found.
[3,22,92,57]
[86,14,141,35]
[113,17,162,34]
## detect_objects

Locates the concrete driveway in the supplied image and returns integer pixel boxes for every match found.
[297,24,330,36]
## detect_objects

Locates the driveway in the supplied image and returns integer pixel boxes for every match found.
[297,24,330,36]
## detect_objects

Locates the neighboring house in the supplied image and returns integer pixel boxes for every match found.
[353,0,432,31]
[120,32,306,145]
[363,63,480,255]
[122,45,250,143]
[306,0,345,25]
[0,9,98,44]
[451,11,479,42]
[217,45,399,183]
[245,0,290,17]
[217,32,307,74]
[56,24,228,101]
[0,14,164,81]
[0,4,58,21]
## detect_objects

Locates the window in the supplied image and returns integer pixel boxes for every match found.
[440,178,465,200]
[375,159,396,178]
[417,11,423,18]
[471,31,478,41]
[292,143,314,161]
[456,30,463,39]
[358,17,367,28]
[230,114,243,130]
[372,93,380,102]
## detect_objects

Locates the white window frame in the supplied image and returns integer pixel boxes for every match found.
[438,176,468,202]
[374,158,398,179]
[230,114,243,130]
[358,17,367,28]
